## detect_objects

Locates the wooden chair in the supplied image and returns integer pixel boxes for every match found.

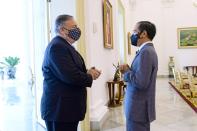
[172,68,192,98]
[177,70,192,98]
[188,73,197,98]
[178,71,190,89]
[172,67,181,88]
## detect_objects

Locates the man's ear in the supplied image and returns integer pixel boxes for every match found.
[59,27,63,33]
[139,31,144,39]
[60,27,68,34]
[143,30,148,37]
[139,30,147,39]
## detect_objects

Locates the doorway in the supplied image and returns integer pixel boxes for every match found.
[0,0,46,131]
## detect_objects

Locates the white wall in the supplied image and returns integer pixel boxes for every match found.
[50,0,76,37]
[84,0,133,121]
[84,0,197,121]
[48,0,197,123]
[129,0,197,75]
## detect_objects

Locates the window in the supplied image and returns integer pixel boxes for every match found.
[117,1,126,63]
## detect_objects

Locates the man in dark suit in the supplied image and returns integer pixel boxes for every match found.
[41,14,101,131]
[119,21,158,131]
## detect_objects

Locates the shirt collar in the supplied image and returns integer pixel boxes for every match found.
[139,41,152,51]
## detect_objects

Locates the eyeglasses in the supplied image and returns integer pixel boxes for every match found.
[62,27,69,31]
[62,25,78,31]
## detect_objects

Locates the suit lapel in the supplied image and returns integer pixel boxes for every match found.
[131,43,154,66]
[75,51,87,72]
[131,52,140,66]
[59,37,86,72]
[67,46,86,72]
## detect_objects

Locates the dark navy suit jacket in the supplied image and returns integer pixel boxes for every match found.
[41,36,93,122]
[124,43,158,123]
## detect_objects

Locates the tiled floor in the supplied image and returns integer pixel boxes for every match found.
[0,78,196,131]
[100,78,197,131]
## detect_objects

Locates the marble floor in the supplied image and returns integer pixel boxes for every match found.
[0,78,196,131]
[100,78,197,131]
[0,80,45,131]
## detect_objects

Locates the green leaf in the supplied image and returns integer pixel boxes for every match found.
[4,56,20,67]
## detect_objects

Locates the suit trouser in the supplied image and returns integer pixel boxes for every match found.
[45,121,79,131]
[126,120,150,131]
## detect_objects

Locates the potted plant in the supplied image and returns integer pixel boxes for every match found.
[1,56,20,79]
[113,63,121,81]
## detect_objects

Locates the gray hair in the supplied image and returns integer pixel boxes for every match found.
[55,14,73,33]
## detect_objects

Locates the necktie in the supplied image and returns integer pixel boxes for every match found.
[136,50,139,55]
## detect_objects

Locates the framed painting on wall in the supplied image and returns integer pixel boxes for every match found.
[177,27,197,48]
[103,0,113,49]
[127,32,131,55]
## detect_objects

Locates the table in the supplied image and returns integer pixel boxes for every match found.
[107,80,126,107]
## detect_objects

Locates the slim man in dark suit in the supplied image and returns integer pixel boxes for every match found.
[119,21,158,131]
[41,14,101,131]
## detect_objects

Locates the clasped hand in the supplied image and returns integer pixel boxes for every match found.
[119,64,130,74]
[87,67,101,80]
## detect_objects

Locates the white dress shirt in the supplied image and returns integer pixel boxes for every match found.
[139,41,152,51]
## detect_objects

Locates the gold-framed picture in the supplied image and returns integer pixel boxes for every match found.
[103,0,113,49]
[177,27,197,48]
[127,32,131,55]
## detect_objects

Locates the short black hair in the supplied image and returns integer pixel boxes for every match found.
[137,21,156,40]
[55,14,73,33]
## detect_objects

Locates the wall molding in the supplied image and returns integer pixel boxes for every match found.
[90,99,108,121]
[157,75,169,78]
[90,99,108,131]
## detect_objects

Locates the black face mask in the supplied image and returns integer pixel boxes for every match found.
[65,27,81,41]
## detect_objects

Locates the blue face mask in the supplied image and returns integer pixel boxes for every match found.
[130,33,139,46]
